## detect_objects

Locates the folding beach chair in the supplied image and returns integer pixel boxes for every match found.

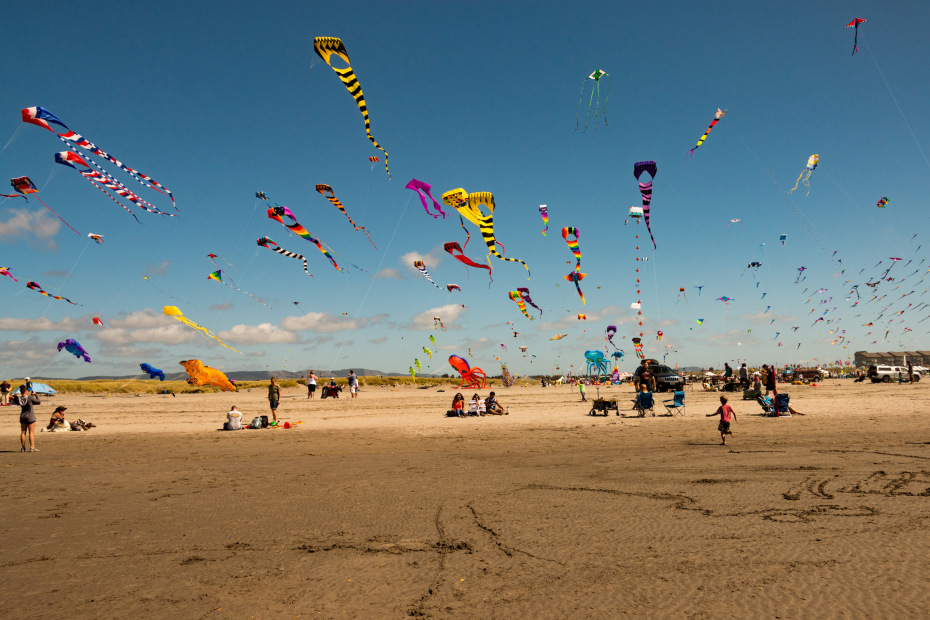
[757,394,791,417]
[632,391,655,417]
[663,390,685,416]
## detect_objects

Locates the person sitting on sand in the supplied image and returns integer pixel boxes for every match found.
[707,395,737,445]
[450,393,465,417]
[469,393,484,416]
[225,405,242,430]
[46,406,69,431]
[485,391,508,415]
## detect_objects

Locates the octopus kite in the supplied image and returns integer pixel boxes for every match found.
[575,69,609,133]
[442,188,530,280]
[634,161,658,249]
[405,179,446,218]
[687,108,726,156]
[163,306,241,353]
[313,37,389,178]
[789,154,819,196]
[316,184,375,247]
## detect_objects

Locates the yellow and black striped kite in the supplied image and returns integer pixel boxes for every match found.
[314,37,390,179]
[442,188,531,280]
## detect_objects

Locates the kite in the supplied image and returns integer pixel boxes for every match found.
[1,268,18,282]
[441,189,531,279]
[7,175,81,234]
[446,284,461,292]
[877,196,888,208]
[549,334,568,341]
[539,205,549,236]
[405,179,446,219]
[789,154,819,196]
[414,260,442,289]
[519,346,527,353]
[256,236,312,278]
[88,233,103,244]
[564,271,587,304]
[179,359,236,392]
[207,253,234,268]
[634,161,658,249]
[422,347,432,360]
[728,219,742,228]
[632,337,644,359]
[313,37,389,178]
[409,366,416,379]
[55,151,175,219]
[429,334,436,346]
[448,355,487,389]
[795,266,807,283]
[414,359,421,373]
[368,156,379,163]
[140,363,165,381]
[26,281,80,305]
[716,296,734,312]
[261,194,342,271]
[780,234,788,245]
[433,316,445,331]
[509,290,533,320]
[163,306,241,353]
[687,108,726,156]
[575,69,609,133]
[92,317,105,328]
[57,339,90,363]
[562,227,582,271]
[516,287,542,317]
[678,287,687,303]
[696,318,704,325]
[208,270,270,308]
[656,330,663,341]
[577,314,587,320]
[846,18,867,55]
[316,184,376,248]
[500,343,507,352]
[443,241,492,281]
[22,106,176,211]
[606,325,618,350]
[695,285,704,296]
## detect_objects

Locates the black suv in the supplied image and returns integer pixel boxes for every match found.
[633,359,684,393]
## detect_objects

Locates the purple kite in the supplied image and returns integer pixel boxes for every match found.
[634,161,657,249]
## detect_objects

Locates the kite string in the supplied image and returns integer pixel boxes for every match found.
[327,193,413,373]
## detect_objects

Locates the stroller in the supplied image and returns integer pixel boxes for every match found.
[757,393,791,417]
[321,384,342,399]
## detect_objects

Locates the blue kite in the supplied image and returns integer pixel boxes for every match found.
[140,363,166,381]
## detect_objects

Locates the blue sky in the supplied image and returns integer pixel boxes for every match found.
[1,0,928,379]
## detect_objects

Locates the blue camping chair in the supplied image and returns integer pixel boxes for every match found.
[632,391,655,417]
[757,394,791,417]
[663,390,686,416]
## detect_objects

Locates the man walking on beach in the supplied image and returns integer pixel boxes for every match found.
[347,370,359,399]
[268,377,281,422]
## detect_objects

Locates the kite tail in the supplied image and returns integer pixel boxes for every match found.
[789,169,804,194]
[459,215,471,249]
[594,80,600,132]
[34,196,81,235]
[574,78,587,133]
[603,76,609,127]
[488,247,531,281]
[583,83,596,134]
[332,66,390,179]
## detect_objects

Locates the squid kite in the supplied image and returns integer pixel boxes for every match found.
[789,154,819,196]
[22,106,176,210]
[414,260,442,289]
[634,161,658,249]
[88,233,103,244]
[180,359,237,392]
[260,193,342,271]
[442,188,531,279]
[58,338,91,363]
[564,271,587,304]
[516,286,542,317]
[446,284,461,292]
[208,270,270,308]
[55,151,175,219]
[443,241,492,282]
[26,281,80,305]
[687,108,726,156]
[846,18,866,55]
[7,175,80,234]
[257,237,312,278]
[316,184,375,247]
[405,179,446,218]
[539,205,549,236]
[575,69,609,133]
[562,227,582,271]
[140,363,165,381]
[313,37,389,178]
[163,306,241,353]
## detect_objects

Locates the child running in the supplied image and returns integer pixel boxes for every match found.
[707,395,737,445]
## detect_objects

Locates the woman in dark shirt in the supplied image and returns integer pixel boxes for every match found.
[15,385,40,452]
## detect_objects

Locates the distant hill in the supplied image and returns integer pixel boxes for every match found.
[69,367,426,381]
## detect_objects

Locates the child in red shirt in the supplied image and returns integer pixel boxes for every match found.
[707,395,737,445]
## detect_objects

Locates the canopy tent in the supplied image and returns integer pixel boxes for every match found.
[31,382,57,395]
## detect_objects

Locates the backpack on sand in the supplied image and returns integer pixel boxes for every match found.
[249,416,263,429]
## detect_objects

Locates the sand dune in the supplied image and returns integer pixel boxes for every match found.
[1,380,929,618]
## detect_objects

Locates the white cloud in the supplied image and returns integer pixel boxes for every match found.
[368,336,388,344]
[410,304,465,330]
[95,324,197,346]
[281,312,357,333]
[0,208,61,250]
[741,311,797,325]
[217,323,296,345]
[145,260,171,276]
[375,268,401,279]
[0,317,85,332]
[210,303,233,311]
[109,309,174,329]
[98,346,166,358]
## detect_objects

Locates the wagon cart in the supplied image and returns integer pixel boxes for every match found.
[589,397,619,416]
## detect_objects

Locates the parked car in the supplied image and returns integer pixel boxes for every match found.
[633,360,684,393]
[867,365,912,383]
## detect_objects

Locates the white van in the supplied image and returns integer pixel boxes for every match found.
[867,365,911,383]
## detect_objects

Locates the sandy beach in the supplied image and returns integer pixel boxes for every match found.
[1,380,929,618]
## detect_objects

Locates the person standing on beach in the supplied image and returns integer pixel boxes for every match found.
[307,370,318,399]
[724,363,733,383]
[267,377,281,422]
[14,385,40,452]
[907,361,914,384]
[739,363,748,389]
[579,381,587,402]
[347,370,359,399]
[761,365,775,399]
[0,379,11,405]
[24,377,33,393]
[707,395,737,445]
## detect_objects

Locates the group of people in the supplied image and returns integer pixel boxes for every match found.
[448,392,508,416]
[264,371,361,422]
